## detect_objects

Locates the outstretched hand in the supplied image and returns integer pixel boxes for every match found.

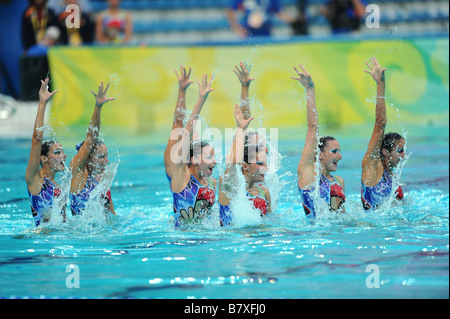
[175,65,194,90]
[233,104,254,130]
[91,81,115,107]
[39,78,58,103]
[233,61,254,87]
[364,57,386,84]
[196,74,214,99]
[291,64,314,89]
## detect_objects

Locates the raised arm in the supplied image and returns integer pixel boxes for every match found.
[362,57,387,184]
[164,66,194,174]
[291,65,318,186]
[167,74,213,190]
[233,62,254,120]
[173,65,194,129]
[180,74,214,154]
[219,104,254,206]
[70,82,115,174]
[25,78,58,188]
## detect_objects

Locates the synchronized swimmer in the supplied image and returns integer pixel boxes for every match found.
[219,62,271,227]
[25,59,407,228]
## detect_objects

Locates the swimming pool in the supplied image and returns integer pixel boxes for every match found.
[0,126,448,299]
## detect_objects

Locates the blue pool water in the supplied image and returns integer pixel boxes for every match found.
[0,127,448,299]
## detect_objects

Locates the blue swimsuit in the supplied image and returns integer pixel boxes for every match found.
[166,173,216,227]
[70,174,111,216]
[219,185,268,227]
[28,178,65,227]
[361,170,404,211]
[299,174,345,220]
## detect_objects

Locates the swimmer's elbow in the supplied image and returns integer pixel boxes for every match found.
[374,119,387,129]
[307,123,319,132]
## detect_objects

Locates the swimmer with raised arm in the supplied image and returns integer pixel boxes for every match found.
[219,62,271,227]
[164,67,216,227]
[219,105,271,227]
[361,57,406,211]
[292,65,345,220]
[69,81,116,216]
[25,78,67,227]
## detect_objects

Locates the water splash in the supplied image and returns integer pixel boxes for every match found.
[66,151,120,234]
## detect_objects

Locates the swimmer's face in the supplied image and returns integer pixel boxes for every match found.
[383,138,406,168]
[243,150,268,183]
[43,143,67,172]
[198,145,216,177]
[88,143,109,174]
[319,139,342,172]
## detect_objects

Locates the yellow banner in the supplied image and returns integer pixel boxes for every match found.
[48,37,449,135]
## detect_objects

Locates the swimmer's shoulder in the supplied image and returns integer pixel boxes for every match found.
[334,175,345,189]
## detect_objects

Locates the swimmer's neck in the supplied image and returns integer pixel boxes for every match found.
[190,167,208,185]
[321,167,333,181]
[40,167,56,183]
[383,161,395,175]
[245,177,257,191]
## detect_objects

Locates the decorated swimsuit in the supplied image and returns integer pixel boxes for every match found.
[28,177,65,227]
[361,170,403,211]
[299,174,345,220]
[166,173,216,228]
[70,174,112,216]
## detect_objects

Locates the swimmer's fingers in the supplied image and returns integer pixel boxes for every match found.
[92,82,115,106]
[293,65,310,78]
[196,74,214,98]
[234,64,254,86]
[298,64,309,75]
[239,61,247,74]
[292,65,313,88]
[39,78,58,101]
[104,82,110,94]
[234,103,242,116]
[48,89,58,97]
[186,66,192,78]
[40,78,48,90]
[371,57,379,67]
[176,66,194,89]
[234,104,253,129]
[180,65,185,77]
[365,61,373,70]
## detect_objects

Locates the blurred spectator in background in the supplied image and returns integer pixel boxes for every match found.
[226,0,296,38]
[291,0,308,35]
[56,0,95,46]
[95,0,132,44]
[321,0,367,34]
[22,0,58,52]
[27,25,60,56]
